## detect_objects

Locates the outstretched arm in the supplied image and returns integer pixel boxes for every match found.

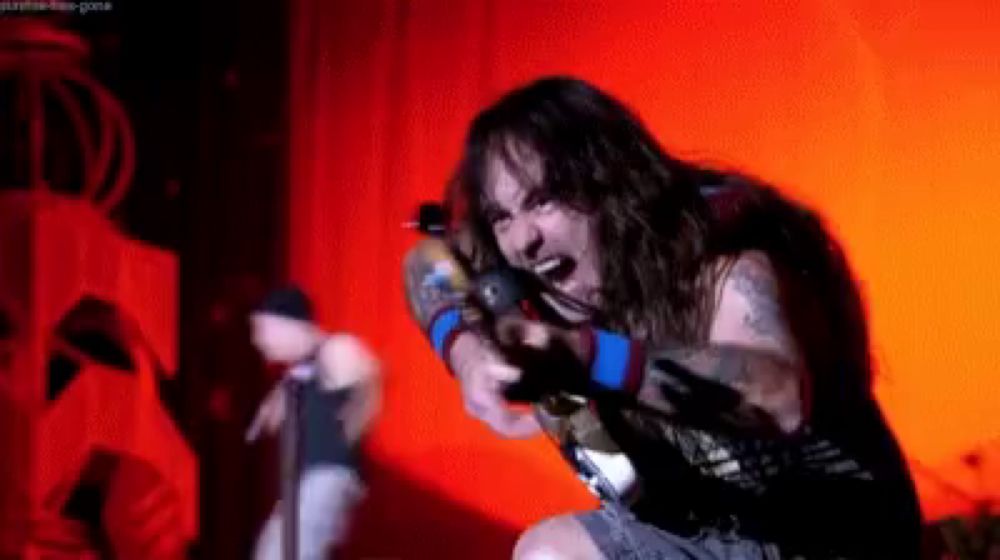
[499,251,808,436]
[639,251,805,434]
[401,238,541,438]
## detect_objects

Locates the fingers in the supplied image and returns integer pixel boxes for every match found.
[244,421,263,443]
[264,406,283,433]
[494,315,526,347]
[453,334,522,385]
[245,390,286,442]
[245,413,274,443]
[495,315,553,350]
[489,409,542,439]
[463,377,506,418]
[245,407,270,442]
[483,361,521,384]
[452,330,543,438]
[467,388,540,439]
[463,367,542,439]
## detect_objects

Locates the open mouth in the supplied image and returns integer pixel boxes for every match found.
[532,255,577,286]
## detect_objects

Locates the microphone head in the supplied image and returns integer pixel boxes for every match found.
[404,203,448,236]
[471,268,524,316]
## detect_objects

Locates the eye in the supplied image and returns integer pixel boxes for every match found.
[486,209,512,232]
[526,190,557,213]
[491,216,512,233]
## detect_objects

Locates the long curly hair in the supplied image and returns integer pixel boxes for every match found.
[448,76,873,393]
[450,76,728,343]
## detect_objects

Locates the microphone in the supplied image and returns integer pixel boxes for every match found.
[403,203,448,236]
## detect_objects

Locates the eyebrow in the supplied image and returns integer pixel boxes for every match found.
[480,199,506,219]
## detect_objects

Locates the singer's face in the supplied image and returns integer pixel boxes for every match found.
[482,153,601,323]
[250,314,315,363]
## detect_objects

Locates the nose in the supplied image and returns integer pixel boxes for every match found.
[508,216,543,263]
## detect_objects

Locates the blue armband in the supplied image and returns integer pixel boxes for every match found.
[590,328,645,393]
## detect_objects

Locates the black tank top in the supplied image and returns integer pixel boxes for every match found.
[287,363,358,473]
[606,182,923,557]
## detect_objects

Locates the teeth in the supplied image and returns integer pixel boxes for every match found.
[534,258,562,275]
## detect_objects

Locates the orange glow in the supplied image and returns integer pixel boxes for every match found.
[289,0,1000,526]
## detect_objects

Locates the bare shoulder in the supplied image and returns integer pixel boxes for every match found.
[709,251,801,362]
[318,333,381,388]
[722,251,779,305]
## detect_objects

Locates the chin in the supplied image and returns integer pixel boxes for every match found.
[262,353,283,365]
[262,349,290,364]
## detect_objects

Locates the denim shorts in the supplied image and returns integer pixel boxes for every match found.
[576,502,783,560]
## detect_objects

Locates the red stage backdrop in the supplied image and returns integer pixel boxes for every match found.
[287,0,1000,534]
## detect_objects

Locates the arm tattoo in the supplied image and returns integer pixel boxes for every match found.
[654,345,795,395]
[611,256,805,434]
[638,345,803,435]
[402,239,469,330]
[730,256,785,341]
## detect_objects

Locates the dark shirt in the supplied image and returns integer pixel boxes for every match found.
[283,362,359,474]
[598,182,923,558]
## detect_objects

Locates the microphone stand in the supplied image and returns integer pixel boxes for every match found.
[280,378,302,560]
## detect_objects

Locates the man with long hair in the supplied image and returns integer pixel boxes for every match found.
[404,77,921,558]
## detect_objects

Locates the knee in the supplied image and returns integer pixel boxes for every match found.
[513,516,600,560]
[513,532,563,560]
